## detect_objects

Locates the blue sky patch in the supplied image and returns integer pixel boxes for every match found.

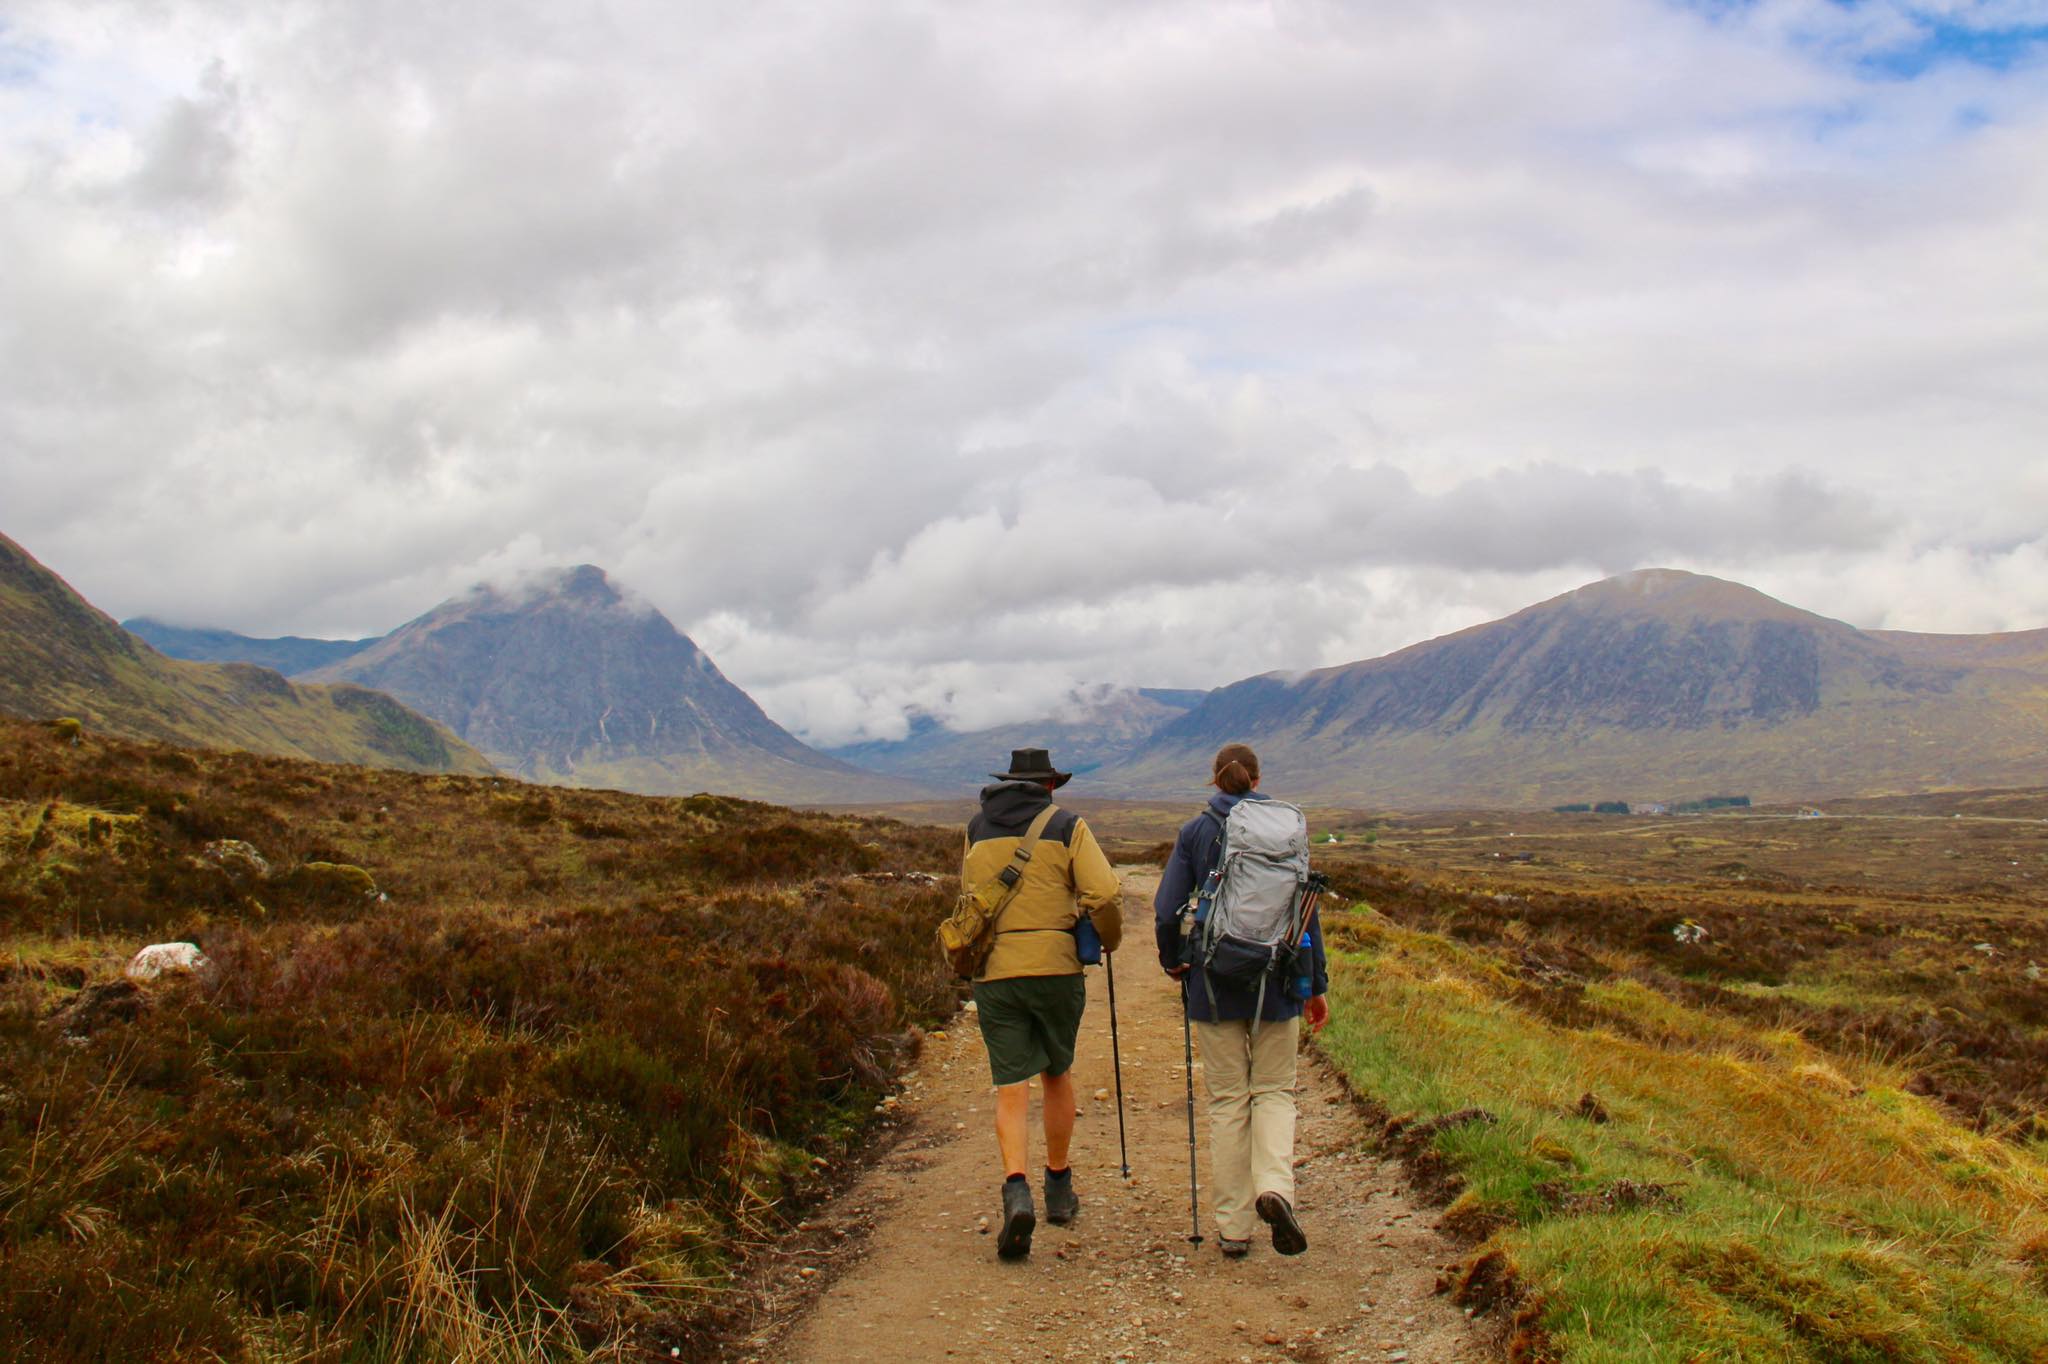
[1855,16,2048,78]
[1672,1,2048,80]
[0,21,52,89]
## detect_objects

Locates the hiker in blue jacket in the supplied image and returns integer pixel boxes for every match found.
[1154,742,1329,1258]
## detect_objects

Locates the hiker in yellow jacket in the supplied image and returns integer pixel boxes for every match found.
[964,747,1123,1260]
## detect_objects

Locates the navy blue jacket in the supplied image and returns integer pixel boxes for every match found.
[1153,791,1330,1023]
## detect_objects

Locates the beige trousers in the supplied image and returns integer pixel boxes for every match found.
[1194,1015,1300,1241]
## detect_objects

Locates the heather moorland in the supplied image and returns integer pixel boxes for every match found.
[1,716,955,1360]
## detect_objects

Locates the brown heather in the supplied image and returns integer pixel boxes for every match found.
[0,717,957,1361]
[1308,802,2048,1135]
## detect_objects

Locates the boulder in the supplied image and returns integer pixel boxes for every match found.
[202,839,271,881]
[126,942,212,982]
[54,980,141,1038]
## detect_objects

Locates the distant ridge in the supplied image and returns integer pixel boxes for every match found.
[0,533,492,775]
[1865,625,2048,669]
[294,566,928,803]
[124,619,377,676]
[824,685,1210,789]
[1103,568,2048,808]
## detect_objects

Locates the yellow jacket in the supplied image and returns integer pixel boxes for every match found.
[964,783,1123,981]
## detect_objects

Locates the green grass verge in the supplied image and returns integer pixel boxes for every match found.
[1315,911,2048,1362]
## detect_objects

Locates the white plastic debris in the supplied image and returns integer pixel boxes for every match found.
[126,942,211,981]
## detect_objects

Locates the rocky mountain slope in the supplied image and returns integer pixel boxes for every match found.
[0,533,492,775]
[295,566,923,803]
[1105,569,2048,807]
[824,687,1208,790]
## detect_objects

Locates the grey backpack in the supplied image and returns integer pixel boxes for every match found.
[1186,798,1313,1020]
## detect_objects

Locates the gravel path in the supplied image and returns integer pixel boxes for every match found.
[722,870,1492,1364]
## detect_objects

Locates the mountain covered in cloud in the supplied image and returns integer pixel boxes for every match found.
[252,566,928,803]
[1103,569,2048,808]
[0,533,492,776]
[823,686,1209,790]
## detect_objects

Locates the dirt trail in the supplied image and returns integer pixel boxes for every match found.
[721,870,1491,1364]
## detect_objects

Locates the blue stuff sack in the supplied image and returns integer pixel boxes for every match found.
[1073,914,1103,966]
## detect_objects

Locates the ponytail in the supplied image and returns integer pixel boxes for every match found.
[1211,743,1259,796]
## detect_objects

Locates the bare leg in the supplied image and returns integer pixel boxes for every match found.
[994,1080,1031,1177]
[1043,1069,1076,1169]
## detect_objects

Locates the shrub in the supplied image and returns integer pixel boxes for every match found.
[670,821,882,884]
[281,861,377,905]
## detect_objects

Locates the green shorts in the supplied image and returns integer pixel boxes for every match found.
[974,974,1087,1086]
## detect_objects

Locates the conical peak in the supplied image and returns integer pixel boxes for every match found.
[455,563,625,614]
[555,564,615,601]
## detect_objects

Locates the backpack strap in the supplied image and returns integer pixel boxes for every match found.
[1194,811,1231,920]
[1179,807,1231,1023]
[980,803,1061,940]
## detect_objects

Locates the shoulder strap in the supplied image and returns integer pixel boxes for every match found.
[1193,811,1232,925]
[982,803,1060,936]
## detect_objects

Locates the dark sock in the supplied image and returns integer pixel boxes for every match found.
[1045,1165,1070,1180]
[1005,1172,1026,1185]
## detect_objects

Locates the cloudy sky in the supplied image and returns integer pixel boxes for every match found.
[4,0,2045,745]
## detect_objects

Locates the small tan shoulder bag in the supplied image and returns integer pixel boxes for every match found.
[936,805,1059,980]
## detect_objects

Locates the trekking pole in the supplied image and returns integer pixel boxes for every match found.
[1179,979,1204,1246]
[1292,871,1329,946]
[1105,948,1130,1179]
[1284,872,1330,1004]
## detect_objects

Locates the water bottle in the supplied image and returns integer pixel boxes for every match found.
[1074,913,1103,966]
[1291,927,1313,1000]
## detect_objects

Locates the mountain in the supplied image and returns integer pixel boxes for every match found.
[123,619,378,675]
[0,533,493,775]
[298,566,925,803]
[1104,568,2048,808]
[824,686,1210,790]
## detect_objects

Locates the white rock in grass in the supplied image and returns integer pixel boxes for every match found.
[126,942,211,982]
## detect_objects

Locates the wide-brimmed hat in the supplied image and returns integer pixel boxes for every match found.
[989,747,1072,788]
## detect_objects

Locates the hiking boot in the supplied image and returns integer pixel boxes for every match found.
[996,1178,1036,1259]
[1219,1237,1251,1259]
[1043,1167,1079,1225]
[1256,1192,1307,1256]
